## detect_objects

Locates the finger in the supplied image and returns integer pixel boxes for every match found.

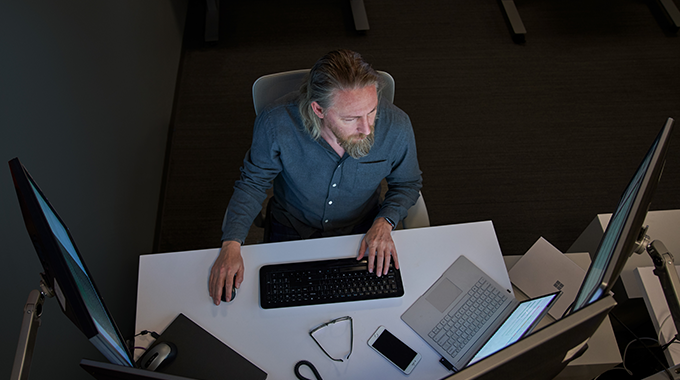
[383,252,392,276]
[224,277,233,303]
[392,250,400,270]
[234,266,245,289]
[357,238,367,260]
[211,273,224,305]
[375,251,384,277]
[208,268,217,296]
[367,246,376,273]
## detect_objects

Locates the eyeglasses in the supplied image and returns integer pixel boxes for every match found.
[309,316,353,362]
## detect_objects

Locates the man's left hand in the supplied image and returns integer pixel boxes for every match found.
[358,217,399,276]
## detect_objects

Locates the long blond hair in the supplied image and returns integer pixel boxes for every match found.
[298,50,382,140]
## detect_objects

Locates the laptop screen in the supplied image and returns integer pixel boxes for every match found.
[467,292,560,366]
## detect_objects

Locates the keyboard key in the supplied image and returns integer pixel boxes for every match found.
[427,278,505,358]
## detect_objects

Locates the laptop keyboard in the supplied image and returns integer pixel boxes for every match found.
[259,257,404,309]
[428,278,506,357]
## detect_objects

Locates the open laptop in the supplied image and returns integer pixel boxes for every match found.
[401,255,560,372]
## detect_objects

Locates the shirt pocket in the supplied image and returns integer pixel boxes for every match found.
[354,160,390,190]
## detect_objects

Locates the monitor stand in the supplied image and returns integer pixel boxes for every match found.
[633,229,680,380]
[10,274,52,380]
[645,238,680,344]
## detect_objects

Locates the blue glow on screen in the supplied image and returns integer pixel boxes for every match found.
[468,293,558,365]
[32,183,85,273]
[30,182,132,366]
[572,136,657,311]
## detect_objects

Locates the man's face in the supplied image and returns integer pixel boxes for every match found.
[315,85,378,158]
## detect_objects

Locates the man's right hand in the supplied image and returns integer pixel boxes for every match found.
[209,240,244,305]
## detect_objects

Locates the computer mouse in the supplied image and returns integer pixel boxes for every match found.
[138,341,177,371]
[220,280,237,303]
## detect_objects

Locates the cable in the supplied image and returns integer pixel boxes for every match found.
[593,366,632,380]
[610,312,674,380]
[130,330,161,354]
[623,337,660,376]
[294,360,323,380]
[661,335,679,351]
[593,337,659,379]
[656,314,680,351]
[134,330,160,339]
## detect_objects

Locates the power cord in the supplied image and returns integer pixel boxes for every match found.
[594,336,660,379]
[607,312,674,380]
[656,314,680,351]
[135,330,160,339]
[131,330,161,352]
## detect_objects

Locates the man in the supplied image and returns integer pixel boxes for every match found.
[209,49,422,305]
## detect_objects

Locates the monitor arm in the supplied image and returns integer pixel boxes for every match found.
[629,231,680,380]
[643,238,680,343]
[11,274,53,380]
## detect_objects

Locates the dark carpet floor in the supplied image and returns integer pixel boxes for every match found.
[155,0,680,259]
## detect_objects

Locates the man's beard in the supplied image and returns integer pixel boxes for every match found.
[332,126,375,159]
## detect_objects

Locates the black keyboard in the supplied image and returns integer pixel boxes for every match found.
[259,257,404,309]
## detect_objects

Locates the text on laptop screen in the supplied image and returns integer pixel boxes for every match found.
[468,292,559,365]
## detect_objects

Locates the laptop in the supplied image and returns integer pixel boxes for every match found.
[401,255,560,372]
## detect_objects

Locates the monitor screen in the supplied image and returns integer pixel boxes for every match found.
[571,117,674,312]
[467,292,560,366]
[9,158,134,367]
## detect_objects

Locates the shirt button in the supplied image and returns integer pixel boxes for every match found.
[332,184,337,188]
[324,220,329,223]
[328,201,333,205]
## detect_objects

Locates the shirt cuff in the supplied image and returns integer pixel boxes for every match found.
[221,237,244,245]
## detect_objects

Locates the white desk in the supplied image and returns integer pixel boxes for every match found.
[135,221,511,380]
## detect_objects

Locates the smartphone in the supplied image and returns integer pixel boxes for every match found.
[367,326,421,375]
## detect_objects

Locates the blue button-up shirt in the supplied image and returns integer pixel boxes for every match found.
[221,92,422,243]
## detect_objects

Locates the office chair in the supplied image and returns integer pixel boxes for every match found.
[251,69,429,241]
[252,69,395,116]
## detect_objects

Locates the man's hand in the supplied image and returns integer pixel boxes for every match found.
[209,240,244,305]
[357,217,399,276]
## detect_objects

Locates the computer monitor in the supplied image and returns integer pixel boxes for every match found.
[571,117,674,311]
[443,117,674,380]
[9,157,135,367]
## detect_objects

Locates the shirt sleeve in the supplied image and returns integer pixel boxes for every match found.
[221,110,282,243]
[375,110,423,225]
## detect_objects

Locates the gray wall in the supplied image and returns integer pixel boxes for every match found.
[1,1,186,378]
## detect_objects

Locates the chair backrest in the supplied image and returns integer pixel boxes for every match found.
[402,191,430,229]
[252,69,395,115]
